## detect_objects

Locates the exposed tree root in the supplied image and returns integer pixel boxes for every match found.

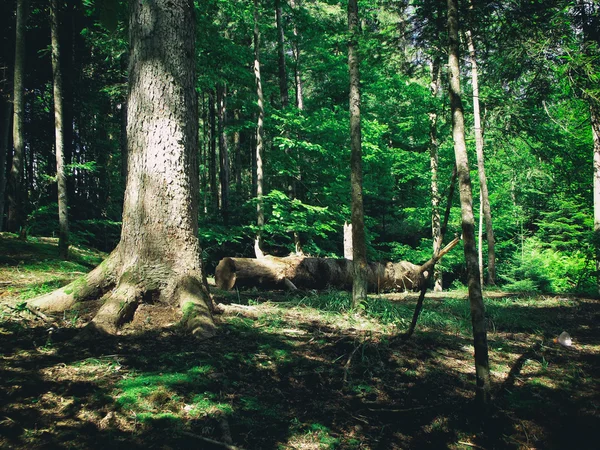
[28,251,215,338]
[29,252,120,312]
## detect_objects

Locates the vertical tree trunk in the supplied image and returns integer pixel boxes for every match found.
[209,89,219,213]
[0,93,11,231]
[592,103,600,293]
[447,0,491,407]
[275,0,289,108]
[466,28,496,286]
[34,0,215,338]
[290,0,304,110]
[429,57,443,292]
[50,0,70,260]
[348,0,367,307]
[8,0,27,238]
[217,83,230,225]
[254,0,265,258]
[233,109,242,193]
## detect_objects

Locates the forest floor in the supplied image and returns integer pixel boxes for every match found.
[1,232,599,449]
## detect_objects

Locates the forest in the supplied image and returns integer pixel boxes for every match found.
[0,0,599,449]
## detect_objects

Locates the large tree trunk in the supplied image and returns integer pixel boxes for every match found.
[447,0,491,407]
[7,0,27,238]
[465,28,496,286]
[50,0,70,260]
[31,0,215,338]
[215,237,460,293]
[348,0,367,307]
[254,0,265,258]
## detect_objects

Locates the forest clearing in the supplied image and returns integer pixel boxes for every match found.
[1,235,599,449]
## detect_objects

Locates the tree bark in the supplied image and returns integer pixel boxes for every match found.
[465,28,496,286]
[215,238,460,293]
[50,0,70,260]
[429,57,443,292]
[348,0,367,307]
[447,0,491,407]
[8,0,27,238]
[31,0,215,338]
[254,0,265,258]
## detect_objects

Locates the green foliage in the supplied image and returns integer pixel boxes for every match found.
[500,237,595,295]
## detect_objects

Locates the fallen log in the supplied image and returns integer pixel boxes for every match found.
[215,237,460,293]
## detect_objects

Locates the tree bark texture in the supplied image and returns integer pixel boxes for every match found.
[8,0,27,237]
[447,0,491,407]
[215,238,460,293]
[50,0,70,260]
[429,57,443,292]
[466,28,496,286]
[348,0,367,307]
[254,0,265,258]
[31,0,215,338]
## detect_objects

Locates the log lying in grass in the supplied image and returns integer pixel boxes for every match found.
[215,237,460,293]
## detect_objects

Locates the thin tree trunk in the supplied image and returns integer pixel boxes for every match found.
[8,0,27,238]
[254,0,265,258]
[429,57,443,292]
[209,89,219,213]
[50,0,70,260]
[348,0,367,307]
[447,0,491,408]
[217,84,230,225]
[275,0,289,108]
[466,28,495,286]
[592,103,600,293]
[290,0,304,110]
[233,109,242,193]
[0,93,11,231]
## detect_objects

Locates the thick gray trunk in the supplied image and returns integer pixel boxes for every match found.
[32,0,215,338]
[51,0,70,260]
[348,0,367,307]
[447,0,491,407]
[8,0,27,237]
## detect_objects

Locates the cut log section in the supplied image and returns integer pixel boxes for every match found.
[215,237,460,293]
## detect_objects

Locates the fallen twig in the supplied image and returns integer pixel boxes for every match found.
[178,430,244,450]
